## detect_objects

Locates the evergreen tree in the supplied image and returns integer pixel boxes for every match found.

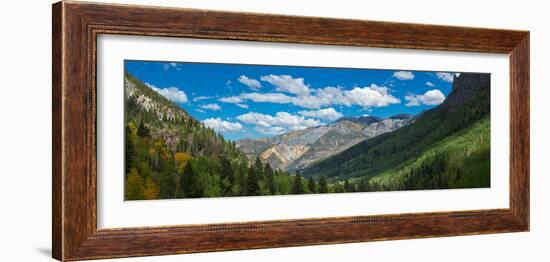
[455,167,462,181]
[137,120,150,137]
[254,156,265,181]
[237,159,249,196]
[344,179,355,192]
[359,179,372,192]
[307,177,317,193]
[292,173,305,194]
[124,123,136,175]
[220,157,234,195]
[158,171,176,199]
[246,166,261,196]
[318,176,329,193]
[264,163,276,195]
[335,183,345,193]
[179,161,201,198]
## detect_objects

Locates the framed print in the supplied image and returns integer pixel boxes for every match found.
[52,1,529,261]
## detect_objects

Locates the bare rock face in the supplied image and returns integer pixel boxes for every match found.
[125,76,190,152]
[363,117,411,138]
[236,115,413,172]
[125,78,188,122]
[260,144,311,169]
[440,73,490,112]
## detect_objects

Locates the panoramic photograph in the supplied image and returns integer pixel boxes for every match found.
[123,60,490,200]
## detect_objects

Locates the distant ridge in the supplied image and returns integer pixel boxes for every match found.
[301,72,491,191]
[237,114,413,172]
[389,114,414,120]
[339,115,382,126]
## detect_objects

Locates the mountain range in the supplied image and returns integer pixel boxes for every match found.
[124,70,491,200]
[301,72,490,190]
[236,114,414,172]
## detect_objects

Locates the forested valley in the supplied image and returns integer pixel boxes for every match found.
[124,72,490,200]
[124,73,355,200]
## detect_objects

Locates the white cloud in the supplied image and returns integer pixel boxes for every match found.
[219,96,243,104]
[344,85,401,108]
[202,118,242,133]
[192,96,213,102]
[393,71,415,80]
[404,95,420,106]
[240,92,295,104]
[219,96,249,109]
[299,108,343,121]
[294,85,400,109]
[146,83,188,103]
[234,84,399,109]
[405,89,446,107]
[260,74,310,96]
[237,112,320,133]
[421,90,447,105]
[254,126,287,135]
[426,81,435,87]
[199,103,221,111]
[436,72,460,82]
[238,75,262,90]
[163,62,181,71]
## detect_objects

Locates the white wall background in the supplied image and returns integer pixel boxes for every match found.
[0,0,547,261]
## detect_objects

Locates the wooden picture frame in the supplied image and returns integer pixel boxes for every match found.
[52,1,529,261]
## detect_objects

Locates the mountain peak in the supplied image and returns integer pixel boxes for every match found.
[389,114,414,120]
[338,115,382,126]
[440,73,490,111]
[238,113,412,172]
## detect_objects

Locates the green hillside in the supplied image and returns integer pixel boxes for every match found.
[124,72,318,200]
[124,71,491,199]
[125,72,249,200]
[301,73,491,191]
[367,116,490,190]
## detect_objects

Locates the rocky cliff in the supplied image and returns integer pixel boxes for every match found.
[236,115,413,172]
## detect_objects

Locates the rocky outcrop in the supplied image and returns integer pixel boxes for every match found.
[440,73,490,112]
[236,115,413,172]
[125,78,188,122]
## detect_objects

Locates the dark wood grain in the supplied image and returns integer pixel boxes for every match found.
[52,2,63,260]
[509,35,530,226]
[52,1,530,261]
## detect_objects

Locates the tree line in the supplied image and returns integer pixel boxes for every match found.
[124,119,386,200]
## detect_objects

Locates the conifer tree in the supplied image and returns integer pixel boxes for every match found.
[264,163,276,195]
[220,157,234,195]
[318,176,329,193]
[359,179,371,192]
[124,123,136,175]
[246,166,261,196]
[158,171,176,199]
[254,156,265,181]
[292,172,305,194]
[344,179,355,192]
[137,120,150,137]
[335,183,345,193]
[307,177,317,193]
[455,167,462,181]
[179,162,201,198]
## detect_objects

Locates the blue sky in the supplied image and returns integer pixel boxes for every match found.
[125,60,458,140]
